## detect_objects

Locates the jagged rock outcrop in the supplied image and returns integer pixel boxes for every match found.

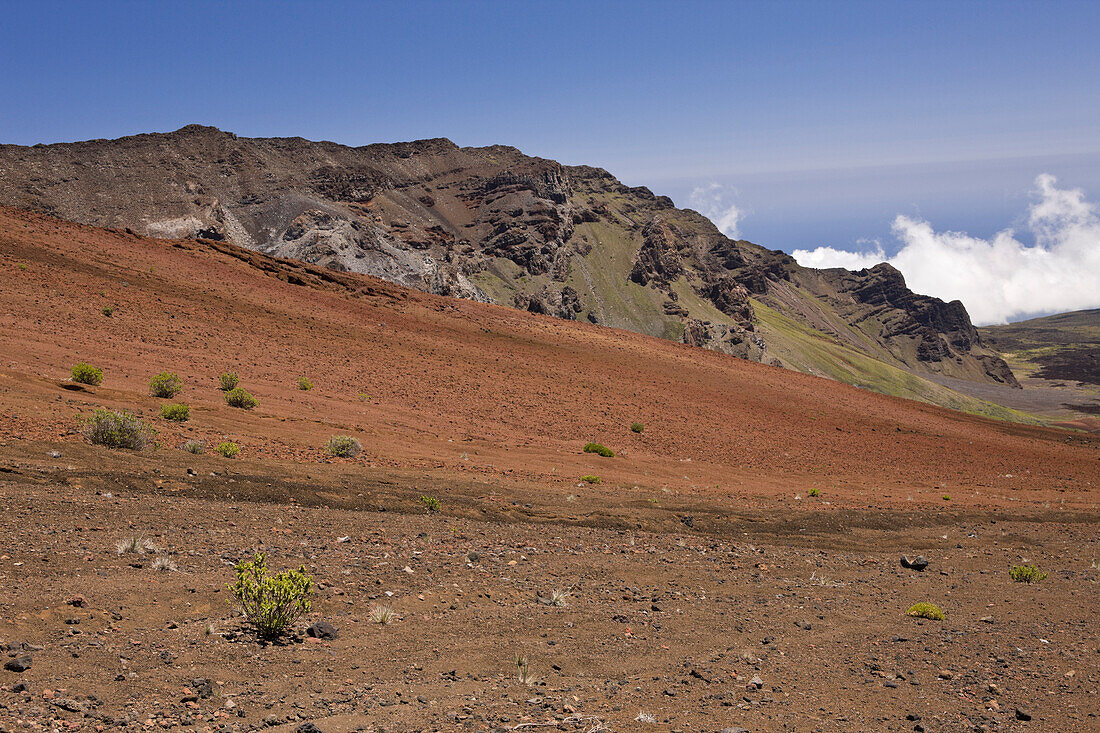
[0,125,1018,401]
[813,263,1018,387]
[630,217,684,288]
[682,318,768,361]
[514,285,583,319]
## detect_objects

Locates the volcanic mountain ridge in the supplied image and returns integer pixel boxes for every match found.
[0,125,1017,410]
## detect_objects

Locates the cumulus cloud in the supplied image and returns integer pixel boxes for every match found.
[789,242,886,271]
[791,174,1100,324]
[690,183,745,239]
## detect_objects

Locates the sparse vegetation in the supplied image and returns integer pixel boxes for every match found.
[647,498,659,506]
[152,555,179,572]
[101,305,114,317]
[581,475,601,484]
[515,655,536,685]
[224,387,257,409]
[419,495,441,512]
[549,589,571,607]
[297,376,313,391]
[906,602,945,620]
[148,371,183,398]
[370,605,396,624]
[325,435,361,457]
[215,441,240,458]
[71,362,103,386]
[218,372,240,391]
[228,552,314,638]
[84,409,153,450]
[1009,564,1048,583]
[159,403,190,421]
[808,488,821,497]
[583,442,614,457]
[182,440,205,454]
[116,536,156,555]
[630,422,644,433]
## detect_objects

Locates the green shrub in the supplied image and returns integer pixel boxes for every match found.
[83,409,153,450]
[581,475,601,484]
[71,362,104,386]
[1009,564,1048,583]
[630,422,644,434]
[583,442,614,457]
[325,435,361,457]
[149,372,183,398]
[808,488,820,497]
[228,552,313,638]
[419,495,441,512]
[215,441,240,458]
[101,305,114,317]
[218,372,240,391]
[160,403,190,422]
[906,602,945,621]
[942,494,951,501]
[297,376,313,391]
[182,440,205,454]
[224,387,257,409]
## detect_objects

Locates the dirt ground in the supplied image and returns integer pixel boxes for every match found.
[0,209,1098,732]
[0,441,1097,733]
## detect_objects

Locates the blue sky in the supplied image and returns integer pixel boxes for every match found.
[2,1,1098,321]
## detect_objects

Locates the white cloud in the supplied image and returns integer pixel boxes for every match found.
[791,174,1100,324]
[690,183,745,239]
[789,243,886,271]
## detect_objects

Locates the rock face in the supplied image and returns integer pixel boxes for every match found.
[0,125,1016,395]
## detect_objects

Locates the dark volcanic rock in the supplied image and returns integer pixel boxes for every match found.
[630,217,684,288]
[4,656,31,673]
[306,621,338,640]
[900,555,930,571]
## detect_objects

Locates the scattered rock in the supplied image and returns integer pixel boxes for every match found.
[1015,708,1032,721]
[297,724,324,733]
[900,555,929,571]
[67,594,86,608]
[306,621,338,640]
[4,657,31,673]
[192,677,214,699]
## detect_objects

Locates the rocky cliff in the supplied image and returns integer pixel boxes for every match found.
[0,125,1017,397]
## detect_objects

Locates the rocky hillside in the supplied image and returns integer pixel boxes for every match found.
[0,125,1017,404]
[981,309,1100,386]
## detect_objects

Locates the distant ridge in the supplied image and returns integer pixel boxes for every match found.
[0,125,1019,411]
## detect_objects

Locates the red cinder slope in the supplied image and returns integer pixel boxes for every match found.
[0,206,1096,509]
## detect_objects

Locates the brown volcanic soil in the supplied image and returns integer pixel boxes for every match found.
[0,207,1098,732]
